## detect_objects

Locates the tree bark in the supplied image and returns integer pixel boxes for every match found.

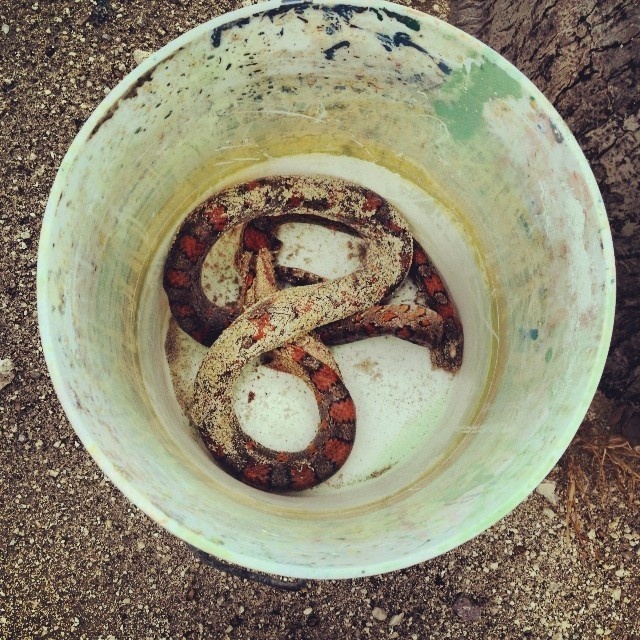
[449,0,640,406]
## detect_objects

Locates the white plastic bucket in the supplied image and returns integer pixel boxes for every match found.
[37,0,615,578]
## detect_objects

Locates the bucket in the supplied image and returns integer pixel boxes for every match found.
[37,0,615,579]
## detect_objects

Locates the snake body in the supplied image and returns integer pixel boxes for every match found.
[163,175,460,492]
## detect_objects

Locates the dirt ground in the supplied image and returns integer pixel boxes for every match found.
[0,1,638,638]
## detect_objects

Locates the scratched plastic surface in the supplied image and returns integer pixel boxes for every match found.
[38,0,615,578]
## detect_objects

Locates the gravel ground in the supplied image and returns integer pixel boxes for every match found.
[1,1,638,638]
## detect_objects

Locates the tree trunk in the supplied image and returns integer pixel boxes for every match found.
[449,0,640,406]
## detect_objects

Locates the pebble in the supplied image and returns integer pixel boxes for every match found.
[535,479,559,506]
[2,24,9,35]
[133,49,152,65]
[389,612,404,627]
[371,607,387,621]
[0,358,15,390]
[453,595,482,622]
[303,607,313,615]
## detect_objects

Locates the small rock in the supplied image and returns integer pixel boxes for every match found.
[611,587,621,601]
[389,613,404,627]
[453,595,482,622]
[0,358,15,391]
[535,479,558,506]
[303,607,313,616]
[2,23,9,35]
[371,607,387,621]
[133,49,152,65]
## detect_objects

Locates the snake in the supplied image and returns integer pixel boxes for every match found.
[163,175,460,492]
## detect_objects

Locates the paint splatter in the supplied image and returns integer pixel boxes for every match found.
[323,40,350,61]
[434,62,523,141]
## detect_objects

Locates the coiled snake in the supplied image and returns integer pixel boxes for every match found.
[163,176,462,492]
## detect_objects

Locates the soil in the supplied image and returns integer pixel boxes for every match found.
[0,1,638,639]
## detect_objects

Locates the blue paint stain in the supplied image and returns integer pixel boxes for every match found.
[211,16,250,48]
[377,31,429,55]
[382,7,421,31]
[549,119,564,143]
[376,33,395,52]
[529,328,539,340]
[210,1,441,69]
[323,40,351,60]
[330,4,368,22]
[264,1,311,22]
[393,31,428,53]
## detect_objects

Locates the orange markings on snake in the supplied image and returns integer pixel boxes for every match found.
[204,204,227,230]
[163,176,463,492]
[179,235,206,262]
[329,399,356,424]
[286,195,303,208]
[164,268,190,289]
[363,192,383,212]
[289,465,317,490]
[243,464,272,487]
[251,312,275,342]
[324,438,352,466]
[381,309,398,323]
[311,365,339,392]
[173,303,196,318]
[242,225,273,251]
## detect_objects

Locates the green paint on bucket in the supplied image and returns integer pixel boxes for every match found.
[433,61,523,141]
[545,348,553,363]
